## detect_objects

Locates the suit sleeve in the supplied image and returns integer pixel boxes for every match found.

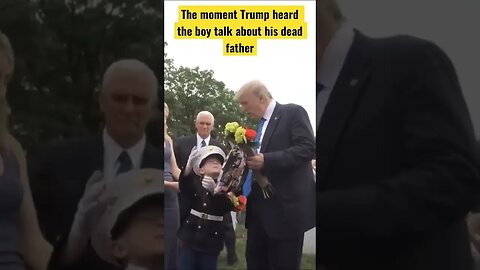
[263,105,315,171]
[174,137,187,170]
[317,42,480,241]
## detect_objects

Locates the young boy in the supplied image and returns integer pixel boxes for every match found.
[177,145,237,270]
[91,168,164,270]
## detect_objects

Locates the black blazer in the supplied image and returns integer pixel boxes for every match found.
[245,102,316,239]
[28,136,163,270]
[177,172,234,255]
[173,135,224,170]
[316,30,480,270]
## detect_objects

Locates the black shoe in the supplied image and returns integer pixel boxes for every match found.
[227,254,239,265]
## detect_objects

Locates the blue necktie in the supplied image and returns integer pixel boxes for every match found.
[116,151,133,175]
[243,117,266,197]
[201,140,206,148]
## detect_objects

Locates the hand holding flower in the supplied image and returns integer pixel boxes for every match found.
[247,153,264,170]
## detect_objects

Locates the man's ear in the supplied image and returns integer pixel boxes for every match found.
[259,95,266,104]
[111,240,128,261]
[199,167,205,175]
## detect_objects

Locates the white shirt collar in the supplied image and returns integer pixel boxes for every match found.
[103,128,145,177]
[317,22,354,89]
[262,99,276,121]
[196,133,211,147]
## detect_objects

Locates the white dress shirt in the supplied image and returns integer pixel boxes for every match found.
[258,99,276,153]
[316,22,355,130]
[196,133,211,148]
[102,128,145,182]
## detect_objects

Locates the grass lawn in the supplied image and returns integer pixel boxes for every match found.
[217,225,316,270]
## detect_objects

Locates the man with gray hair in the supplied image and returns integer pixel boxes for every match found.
[235,80,315,270]
[28,59,163,270]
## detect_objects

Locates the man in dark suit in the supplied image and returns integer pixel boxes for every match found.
[174,111,223,170]
[316,1,480,269]
[28,59,162,270]
[235,80,315,270]
[174,111,238,265]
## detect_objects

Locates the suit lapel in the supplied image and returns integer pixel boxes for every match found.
[317,30,372,178]
[141,143,164,168]
[190,135,197,150]
[260,103,282,152]
[88,136,104,172]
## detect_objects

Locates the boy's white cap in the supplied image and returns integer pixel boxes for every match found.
[91,168,164,266]
[192,146,226,176]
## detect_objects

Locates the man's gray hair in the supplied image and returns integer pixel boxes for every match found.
[0,30,14,64]
[235,80,273,101]
[196,111,215,123]
[101,59,158,102]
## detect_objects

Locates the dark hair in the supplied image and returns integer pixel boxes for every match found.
[111,193,163,240]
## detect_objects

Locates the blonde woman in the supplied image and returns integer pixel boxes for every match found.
[0,31,52,269]
[164,102,181,270]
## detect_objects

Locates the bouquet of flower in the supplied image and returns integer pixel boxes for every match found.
[214,145,248,195]
[224,122,258,147]
[218,122,274,199]
[228,193,247,212]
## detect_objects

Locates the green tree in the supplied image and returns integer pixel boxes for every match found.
[164,47,254,146]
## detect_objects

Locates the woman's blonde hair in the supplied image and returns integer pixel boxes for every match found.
[0,31,14,64]
[164,102,171,141]
[0,30,14,150]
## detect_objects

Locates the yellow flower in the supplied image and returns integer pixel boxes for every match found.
[234,127,247,144]
[225,122,240,134]
[231,195,239,207]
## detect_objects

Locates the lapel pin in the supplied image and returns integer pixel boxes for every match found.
[274,116,278,120]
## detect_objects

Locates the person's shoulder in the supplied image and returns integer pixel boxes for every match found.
[278,103,307,114]
[50,136,99,150]
[36,136,101,158]
[366,31,447,60]
[209,139,226,152]
[175,134,195,144]
[145,142,162,156]
[5,134,25,160]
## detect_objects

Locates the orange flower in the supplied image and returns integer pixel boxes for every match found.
[238,195,247,205]
[245,129,256,142]
[236,195,247,212]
